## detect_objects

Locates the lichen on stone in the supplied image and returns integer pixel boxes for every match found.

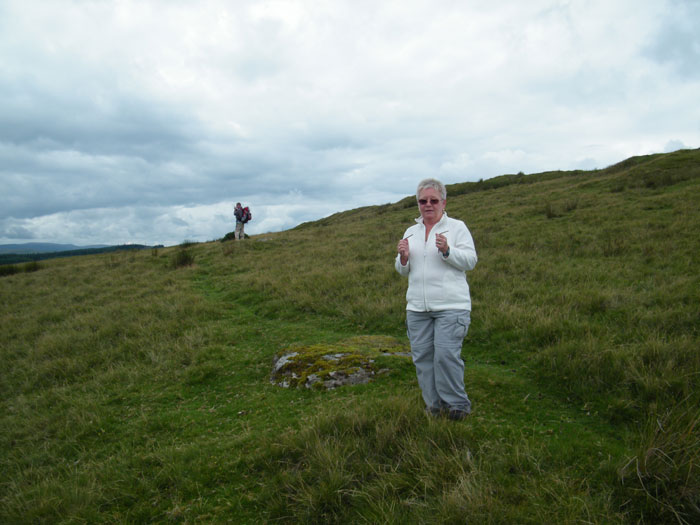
[270,335,411,390]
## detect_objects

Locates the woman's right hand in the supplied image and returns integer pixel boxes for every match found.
[397,238,409,265]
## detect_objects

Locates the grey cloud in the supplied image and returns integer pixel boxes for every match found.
[664,139,686,152]
[0,221,36,240]
[645,0,700,79]
[301,128,370,152]
[170,217,189,227]
[1,84,197,161]
[1,1,699,247]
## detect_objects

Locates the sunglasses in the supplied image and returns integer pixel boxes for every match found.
[418,198,442,205]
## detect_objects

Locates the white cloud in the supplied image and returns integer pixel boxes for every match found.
[1,0,699,246]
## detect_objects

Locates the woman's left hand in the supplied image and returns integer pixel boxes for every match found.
[435,233,449,255]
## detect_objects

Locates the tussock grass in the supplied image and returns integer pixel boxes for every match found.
[172,248,195,268]
[621,400,700,522]
[254,395,623,524]
[0,260,42,277]
[1,148,699,523]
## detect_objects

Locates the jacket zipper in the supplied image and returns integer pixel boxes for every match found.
[422,226,429,311]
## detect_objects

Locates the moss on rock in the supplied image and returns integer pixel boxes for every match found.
[271,335,411,390]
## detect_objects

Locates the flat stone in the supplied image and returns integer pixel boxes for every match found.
[270,336,411,390]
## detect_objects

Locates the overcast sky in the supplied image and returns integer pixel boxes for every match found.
[1,0,698,247]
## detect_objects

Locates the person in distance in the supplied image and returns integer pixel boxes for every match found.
[234,202,249,240]
[395,178,478,421]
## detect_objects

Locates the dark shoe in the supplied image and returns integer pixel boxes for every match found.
[447,409,469,421]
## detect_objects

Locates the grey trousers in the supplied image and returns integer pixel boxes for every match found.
[235,222,245,240]
[406,310,471,413]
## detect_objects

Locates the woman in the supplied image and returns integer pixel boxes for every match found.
[395,178,478,420]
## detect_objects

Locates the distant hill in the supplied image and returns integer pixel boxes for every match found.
[0,243,109,255]
[0,243,162,265]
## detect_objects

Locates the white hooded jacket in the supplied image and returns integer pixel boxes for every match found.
[395,212,477,312]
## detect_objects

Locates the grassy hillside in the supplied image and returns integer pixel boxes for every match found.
[0,244,158,266]
[1,149,699,523]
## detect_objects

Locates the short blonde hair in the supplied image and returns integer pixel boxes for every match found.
[416,178,446,201]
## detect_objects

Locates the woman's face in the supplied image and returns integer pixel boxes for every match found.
[418,187,446,225]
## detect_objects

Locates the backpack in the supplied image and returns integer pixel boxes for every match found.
[243,206,251,223]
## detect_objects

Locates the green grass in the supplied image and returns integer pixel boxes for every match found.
[1,148,699,523]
